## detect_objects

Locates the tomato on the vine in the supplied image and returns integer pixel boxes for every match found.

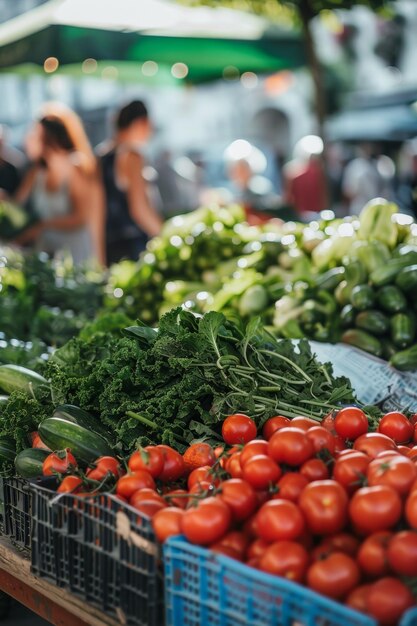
[219,478,258,521]
[57,475,82,494]
[152,507,184,542]
[240,440,268,467]
[128,446,164,478]
[222,414,257,445]
[367,454,417,497]
[332,451,370,493]
[353,432,397,458]
[217,530,250,558]
[378,412,414,444]
[181,497,231,545]
[346,584,372,613]
[305,426,336,455]
[247,538,270,560]
[164,488,189,509]
[262,416,291,440]
[291,417,318,431]
[43,449,77,476]
[256,499,305,542]
[116,471,155,499]
[307,552,360,600]
[268,427,314,467]
[387,530,417,576]
[259,541,309,583]
[225,452,243,479]
[367,578,414,626]
[312,533,360,560]
[130,489,166,509]
[183,442,216,473]
[334,407,368,441]
[349,485,402,534]
[157,445,185,482]
[357,531,393,578]
[300,458,329,482]
[242,455,281,490]
[299,480,348,535]
[187,466,218,490]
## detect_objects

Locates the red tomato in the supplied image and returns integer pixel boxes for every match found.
[349,485,402,534]
[210,544,241,560]
[247,538,270,560]
[332,451,370,492]
[133,500,166,517]
[256,499,305,542]
[291,416,318,431]
[219,478,258,521]
[157,445,185,482]
[357,531,393,578]
[240,440,268,467]
[188,481,214,498]
[164,489,189,509]
[222,414,257,445]
[378,412,414,444]
[334,407,368,441]
[130,489,166,508]
[305,426,336,455]
[88,456,123,481]
[353,433,397,458]
[32,434,51,451]
[407,445,417,461]
[334,436,347,455]
[367,455,417,497]
[116,471,155,500]
[307,552,360,600]
[268,428,314,467]
[57,475,82,494]
[152,507,184,542]
[300,458,329,482]
[128,446,164,478]
[242,455,281,490]
[405,491,417,529]
[259,541,309,583]
[181,497,231,545]
[367,578,414,626]
[387,530,417,576]
[274,472,309,502]
[225,452,243,479]
[218,530,250,558]
[312,533,360,560]
[346,584,372,613]
[398,445,411,455]
[187,466,218,490]
[262,416,290,440]
[299,480,348,535]
[43,449,77,476]
[183,442,216,473]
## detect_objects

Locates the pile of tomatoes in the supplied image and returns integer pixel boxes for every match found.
[48,408,417,626]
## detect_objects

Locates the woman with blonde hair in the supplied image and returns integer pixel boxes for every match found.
[14,103,105,265]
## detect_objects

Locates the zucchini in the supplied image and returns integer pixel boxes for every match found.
[390,313,416,349]
[355,310,389,336]
[53,404,110,439]
[39,418,113,465]
[14,448,50,478]
[382,340,397,361]
[341,329,383,357]
[350,285,375,311]
[0,438,16,464]
[391,345,417,371]
[377,286,407,314]
[396,265,417,293]
[340,304,355,328]
[0,365,49,396]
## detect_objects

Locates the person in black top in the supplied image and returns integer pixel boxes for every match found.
[99,100,162,265]
[0,124,24,198]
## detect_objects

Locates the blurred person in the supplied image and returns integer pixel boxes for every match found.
[13,104,104,265]
[0,124,25,199]
[396,139,417,218]
[283,135,328,218]
[342,142,395,215]
[99,100,162,265]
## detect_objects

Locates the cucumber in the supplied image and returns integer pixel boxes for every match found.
[53,404,110,439]
[39,417,113,465]
[390,313,416,349]
[0,365,49,396]
[14,448,50,478]
[341,329,383,357]
[377,286,407,314]
[340,304,355,328]
[382,340,397,361]
[355,310,389,336]
[0,438,16,464]
[396,265,417,293]
[391,345,417,371]
[350,285,375,311]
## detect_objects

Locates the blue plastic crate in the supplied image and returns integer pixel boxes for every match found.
[164,536,417,626]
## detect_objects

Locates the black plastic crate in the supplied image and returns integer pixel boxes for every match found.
[0,477,31,551]
[30,484,163,626]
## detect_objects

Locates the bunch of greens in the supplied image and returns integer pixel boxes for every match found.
[0,388,53,452]
[46,308,357,452]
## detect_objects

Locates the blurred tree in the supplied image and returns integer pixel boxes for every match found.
[182,0,395,137]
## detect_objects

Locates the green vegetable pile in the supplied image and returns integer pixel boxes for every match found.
[43,308,356,452]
